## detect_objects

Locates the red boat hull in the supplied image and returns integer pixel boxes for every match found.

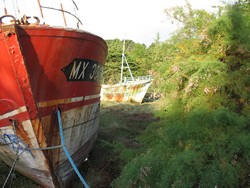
[0,24,107,187]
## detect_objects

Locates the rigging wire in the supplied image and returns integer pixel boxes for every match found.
[71,0,79,10]
[14,0,20,18]
[11,0,20,18]
[71,0,80,27]
[40,5,82,25]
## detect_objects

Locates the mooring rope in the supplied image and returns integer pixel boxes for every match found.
[57,108,89,188]
[1,120,21,188]
[28,145,63,151]
[1,136,63,187]
[2,150,25,188]
[2,110,89,187]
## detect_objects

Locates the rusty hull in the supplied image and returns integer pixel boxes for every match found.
[0,23,107,187]
[101,80,151,103]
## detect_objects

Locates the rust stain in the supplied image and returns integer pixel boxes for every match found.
[31,118,60,187]
[115,94,124,102]
[47,110,61,169]
[31,115,61,187]
[31,119,47,148]
[101,80,151,103]
[15,120,33,148]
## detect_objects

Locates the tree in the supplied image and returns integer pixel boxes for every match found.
[164,1,215,40]
[112,1,250,187]
[104,39,151,84]
[104,39,123,84]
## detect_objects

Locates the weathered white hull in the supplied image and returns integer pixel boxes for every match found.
[0,100,100,187]
[101,80,151,103]
[0,120,55,186]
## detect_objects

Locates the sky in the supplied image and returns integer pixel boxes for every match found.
[75,0,225,46]
[0,0,227,46]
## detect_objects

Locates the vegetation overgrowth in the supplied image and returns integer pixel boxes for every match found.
[1,1,249,187]
[104,1,250,187]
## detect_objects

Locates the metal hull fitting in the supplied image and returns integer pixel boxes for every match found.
[0,24,107,187]
[101,79,152,104]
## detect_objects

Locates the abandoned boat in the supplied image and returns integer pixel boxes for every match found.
[0,1,107,187]
[101,40,152,103]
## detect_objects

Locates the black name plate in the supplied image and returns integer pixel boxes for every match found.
[62,58,103,83]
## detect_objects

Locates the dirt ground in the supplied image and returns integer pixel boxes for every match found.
[0,101,157,188]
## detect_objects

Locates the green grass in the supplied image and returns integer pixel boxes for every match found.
[81,101,158,187]
[1,101,249,187]
[112,102,250,188]
[0,101,157,187]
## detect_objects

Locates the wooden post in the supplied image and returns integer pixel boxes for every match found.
[60,3,67,27]
[3,0,8,15]
[4,8,7,15]
[37,0,44,19]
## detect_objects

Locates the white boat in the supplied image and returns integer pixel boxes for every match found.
[101,40,152,103]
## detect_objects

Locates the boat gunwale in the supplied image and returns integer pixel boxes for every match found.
[0,23,108,54]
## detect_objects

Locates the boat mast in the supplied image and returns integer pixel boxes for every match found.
[37,0,44,19]
[120,40,134,83]
[120,40,125,83]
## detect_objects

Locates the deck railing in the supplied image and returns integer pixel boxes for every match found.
[123,75,152,83]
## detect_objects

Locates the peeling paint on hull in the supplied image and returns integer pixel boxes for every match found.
[0,24,107,187]
[101,80,151,104]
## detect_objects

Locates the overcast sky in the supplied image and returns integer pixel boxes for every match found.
[75,0,225,46]
[0,0,227,46]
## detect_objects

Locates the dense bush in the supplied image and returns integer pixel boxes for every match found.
[113,106,250,187]
[106,1,250,187]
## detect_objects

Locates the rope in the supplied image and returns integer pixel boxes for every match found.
[2,150,25,188]
[2,120,22,188]
[57,108,89,188]
[0,119,63,187]
[0,141,63,187]
[28,145,63,151]
[1,110,89,187]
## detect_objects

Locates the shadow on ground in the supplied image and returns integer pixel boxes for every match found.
[0,101,158,188]
[72,101,158,188]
